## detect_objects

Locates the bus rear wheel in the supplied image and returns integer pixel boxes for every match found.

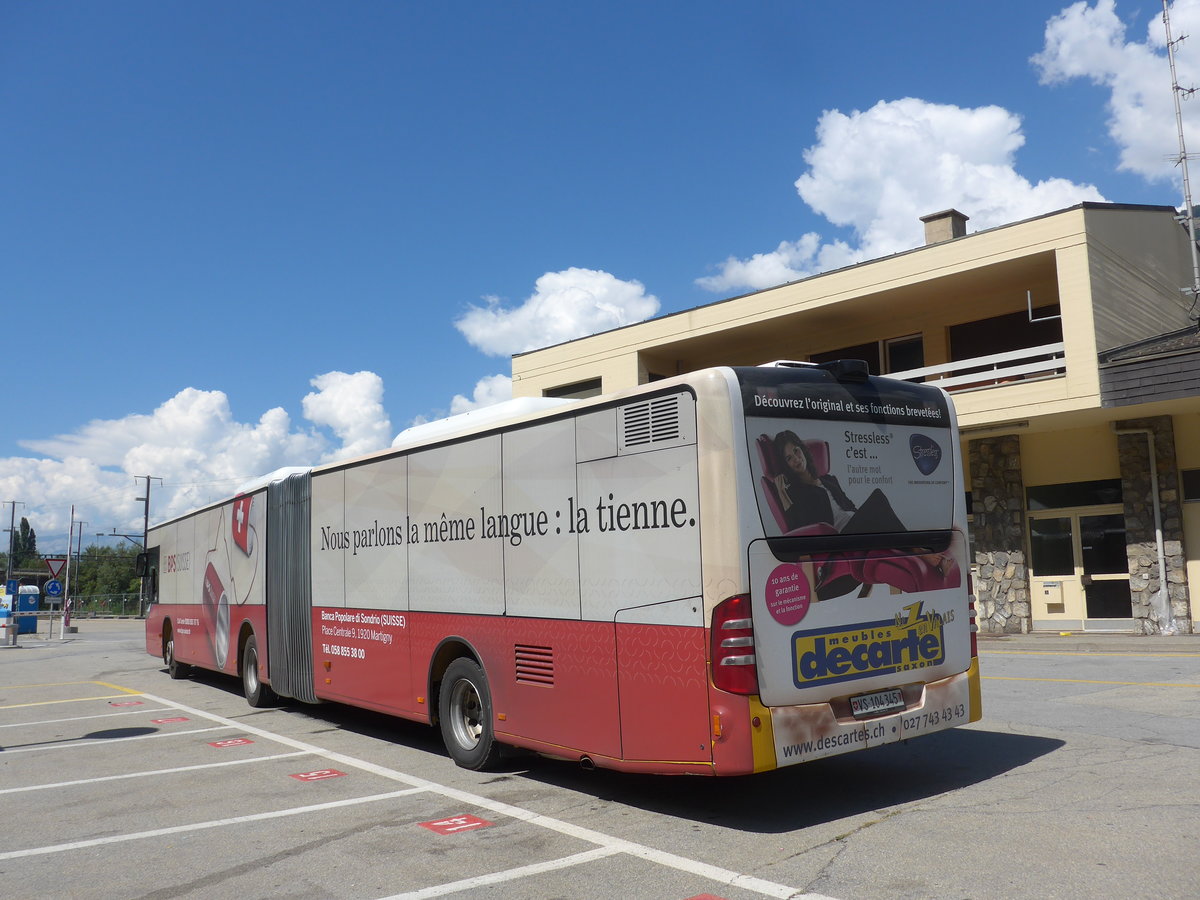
[438,658,502,770]
[165,628,190,679]
[242,635,277,708]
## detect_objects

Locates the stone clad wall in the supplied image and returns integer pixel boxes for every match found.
[968,435,1030,633]
[1115,416,1192,634]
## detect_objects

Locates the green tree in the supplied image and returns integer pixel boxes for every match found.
[12,517,37,571]
[74,544,140,601]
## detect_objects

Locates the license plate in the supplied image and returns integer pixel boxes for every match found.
[850,688,905,719]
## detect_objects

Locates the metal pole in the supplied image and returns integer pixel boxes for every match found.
[73,521,87,626]
[60,506,75,639]
[4,500,20,646]
[1163,0,1200,315]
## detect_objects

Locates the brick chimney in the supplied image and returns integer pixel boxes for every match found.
[919,209,969,245]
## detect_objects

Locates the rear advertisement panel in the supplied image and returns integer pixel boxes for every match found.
[740,372,971,728]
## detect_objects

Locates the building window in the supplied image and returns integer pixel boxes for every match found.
[811,335,925,376]
[543,378,602,399]
[810,341,880,374]
[885,335,924,373]
[1026,479,1123,510]
[1181,468,1200,501]
[949,306,1062,361]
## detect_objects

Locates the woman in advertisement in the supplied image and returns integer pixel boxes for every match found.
[770,430,904,535]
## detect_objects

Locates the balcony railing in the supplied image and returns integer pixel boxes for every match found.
[890,342,1066,392]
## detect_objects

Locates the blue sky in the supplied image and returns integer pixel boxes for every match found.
[2,0,1196,549]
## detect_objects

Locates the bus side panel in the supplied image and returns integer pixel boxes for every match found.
[614,619,710,763]
[310,458,412,709]
[311,605,416,718]
[147,492,267,675]
[500,617,620,759]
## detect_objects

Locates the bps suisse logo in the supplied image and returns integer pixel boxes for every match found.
[792,601,947,688]
[909,433,942,475]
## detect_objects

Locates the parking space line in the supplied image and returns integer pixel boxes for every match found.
[0,789,427,860]
[0,751,311,796]
[384,846,622,899]
[137,691,836,900]
[0,708,175,729]
[983,675,1200,688]
[0,694,152,710]
[2,725,231,754]
[1,680,143,693]
[981,649,1200,658]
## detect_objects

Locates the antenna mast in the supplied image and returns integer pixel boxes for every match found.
[1163,0,1200,317]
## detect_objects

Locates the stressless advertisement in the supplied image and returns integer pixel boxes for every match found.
[743,374,972,760]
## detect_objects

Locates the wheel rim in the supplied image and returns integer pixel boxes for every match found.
[448,678,482,750]
[166,637,175,666]
[245,649,259,694]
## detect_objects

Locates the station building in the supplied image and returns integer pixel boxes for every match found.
[511,202,1200,634]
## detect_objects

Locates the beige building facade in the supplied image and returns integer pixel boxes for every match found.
[513,203,1200,634]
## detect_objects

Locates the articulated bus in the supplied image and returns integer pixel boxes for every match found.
[143,361,981,775]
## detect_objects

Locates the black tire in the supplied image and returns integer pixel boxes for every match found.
[165,627,190,680]
[438,658,503,770]
[242,634,277,708]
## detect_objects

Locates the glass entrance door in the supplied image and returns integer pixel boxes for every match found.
[1028,506,1132,631]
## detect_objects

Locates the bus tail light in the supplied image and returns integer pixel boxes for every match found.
[711,594,758,695]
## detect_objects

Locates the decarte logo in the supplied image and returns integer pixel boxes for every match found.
[909,433,942,475]
[791,601,947,687]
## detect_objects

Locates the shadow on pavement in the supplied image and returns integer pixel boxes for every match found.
[511,727,1063,834]
[175,666,1061,834]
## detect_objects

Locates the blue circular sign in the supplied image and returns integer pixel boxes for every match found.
[45,579,62,597]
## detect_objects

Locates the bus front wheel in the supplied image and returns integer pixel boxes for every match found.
[438,658,502,771]
[242,635,277,708]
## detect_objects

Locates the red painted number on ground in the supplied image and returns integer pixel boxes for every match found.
[208,738,254,748]
[290,769,347,781]
[420,814,493,834]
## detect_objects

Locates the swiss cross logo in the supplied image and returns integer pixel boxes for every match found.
[419,814,493,835]
[208,738,254,748]
[290,769,347,782]
[232,495,253,555]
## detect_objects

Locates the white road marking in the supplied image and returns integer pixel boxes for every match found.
[383,846,622,899]
[0,751,310,795]
[133,692,839,900]
[0,707,174,729]
[1,724,229,754]
[0,789,426,860]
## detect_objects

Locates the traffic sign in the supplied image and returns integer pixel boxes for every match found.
[45,557,68,579]
[45,579,63,597]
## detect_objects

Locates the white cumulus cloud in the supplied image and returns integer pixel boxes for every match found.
[450,374,513,415]
[302,371,392,462]
[1033,0,1198,182]
[455,267,660,357]
[697,97,1106,294]
[8,371,392,546]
